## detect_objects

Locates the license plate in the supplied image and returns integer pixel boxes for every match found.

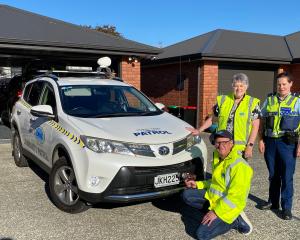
[154,172,180,188]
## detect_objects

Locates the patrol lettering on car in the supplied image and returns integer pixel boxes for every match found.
[133,129,172,137]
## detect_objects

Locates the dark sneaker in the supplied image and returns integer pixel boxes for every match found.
[282,210,292,220]
[236,211,253,235]
[258,202,279,210]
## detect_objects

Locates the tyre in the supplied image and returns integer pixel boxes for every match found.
[12,130,28,167]
[49,157,89,213]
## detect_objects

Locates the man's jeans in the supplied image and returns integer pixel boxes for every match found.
[182,188,237,240]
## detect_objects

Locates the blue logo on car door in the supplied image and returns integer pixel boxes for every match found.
[35,127,45,144]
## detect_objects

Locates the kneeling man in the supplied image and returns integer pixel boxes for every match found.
[182,130,253,240]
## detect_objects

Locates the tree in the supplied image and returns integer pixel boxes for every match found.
[82,24,123,38]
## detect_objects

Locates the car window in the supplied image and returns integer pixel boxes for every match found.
[26,81,44,106]
[60,85,161,118]
[122,88,151,112]
[23,83,32,101]
[39,83,57,113]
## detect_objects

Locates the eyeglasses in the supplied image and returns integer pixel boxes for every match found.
[214,140,232,147]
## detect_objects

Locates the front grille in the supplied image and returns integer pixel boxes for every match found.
[105,158,204,196]
[134,162,188,175]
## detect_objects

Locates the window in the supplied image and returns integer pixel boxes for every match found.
[40,83,57,113]
[26,81,44,106]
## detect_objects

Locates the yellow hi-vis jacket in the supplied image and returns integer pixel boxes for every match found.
[265,93,300,137]
[196,146,253,224]
[217,94,260,149]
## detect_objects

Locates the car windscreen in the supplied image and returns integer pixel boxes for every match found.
[60,85,162,118]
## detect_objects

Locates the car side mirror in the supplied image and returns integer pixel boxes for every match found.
[30,105,55,119]
[155,103,166,110]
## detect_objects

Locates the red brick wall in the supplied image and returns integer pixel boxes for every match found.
[141,62,199,107]
[278,64,300,92]
[141,60,219,126]
[198,61,218,125]
[121,57,141,90]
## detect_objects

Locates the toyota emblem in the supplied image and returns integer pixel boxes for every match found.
[158,146,170,155]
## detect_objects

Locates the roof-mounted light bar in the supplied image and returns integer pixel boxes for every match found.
[66,66,93,72]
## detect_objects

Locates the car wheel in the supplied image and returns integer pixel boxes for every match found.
[49,157,89,213]
[12,130,28,167]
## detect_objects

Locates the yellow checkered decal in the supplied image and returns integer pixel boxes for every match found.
[20,99,31,109]
[48,121,85,148]
[18,100,84,148]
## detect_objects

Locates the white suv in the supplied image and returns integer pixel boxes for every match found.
[11,67,207,213]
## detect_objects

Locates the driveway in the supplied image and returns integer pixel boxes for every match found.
[0,134,299,240]
[0,121,10,143]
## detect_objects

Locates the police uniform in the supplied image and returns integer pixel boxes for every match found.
[261,92,300,214]
[216,93,260,151]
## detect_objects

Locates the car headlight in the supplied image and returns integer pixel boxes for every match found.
[81,136,134,155]
[186,134,201,149]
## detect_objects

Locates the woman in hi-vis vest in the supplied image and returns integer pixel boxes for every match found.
[187,73,260,159]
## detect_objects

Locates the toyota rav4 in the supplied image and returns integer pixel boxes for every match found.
[11,59,207,213]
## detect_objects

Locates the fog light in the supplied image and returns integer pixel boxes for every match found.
[89,176,100,187]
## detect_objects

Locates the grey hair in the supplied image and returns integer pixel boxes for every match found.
[232,73,249,87]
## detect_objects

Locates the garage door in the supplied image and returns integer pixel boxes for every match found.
[218,64,277,103]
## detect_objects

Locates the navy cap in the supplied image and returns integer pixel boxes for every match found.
[210,130,233,145]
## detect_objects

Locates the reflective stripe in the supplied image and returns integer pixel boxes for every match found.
[287,95,295,106]
[270,96,275,106]
[220,95,226,105]
[234,140,246,145]
[245,97,254,142]
[225,158,249,188]
[267,112,278,116]
[209,187,236,208]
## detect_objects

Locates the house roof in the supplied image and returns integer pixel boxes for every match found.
[285,31,300,61]
[0,4,160,56]
[157,29,295,63]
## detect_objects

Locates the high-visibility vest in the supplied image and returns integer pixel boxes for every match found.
[217,94,260,148]
[265,93,300,137]
[196,147,253,224]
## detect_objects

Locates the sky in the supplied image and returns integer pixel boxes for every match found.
[1,0,300,48]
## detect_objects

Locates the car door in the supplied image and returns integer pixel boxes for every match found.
[29,82,57,167]
[20,81,45,155]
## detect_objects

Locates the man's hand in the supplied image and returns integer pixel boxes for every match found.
[186,127,200,136]
[184,179,197,188]
[201,210,217,226]
[243,145,253,159]
[258,139,265,154]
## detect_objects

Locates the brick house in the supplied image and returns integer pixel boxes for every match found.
[141,29,300,127]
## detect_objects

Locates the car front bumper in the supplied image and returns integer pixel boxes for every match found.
[78,157,204,204]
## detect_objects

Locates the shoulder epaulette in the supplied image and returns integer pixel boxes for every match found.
[267,92,276,97]
[291,92,300,97]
